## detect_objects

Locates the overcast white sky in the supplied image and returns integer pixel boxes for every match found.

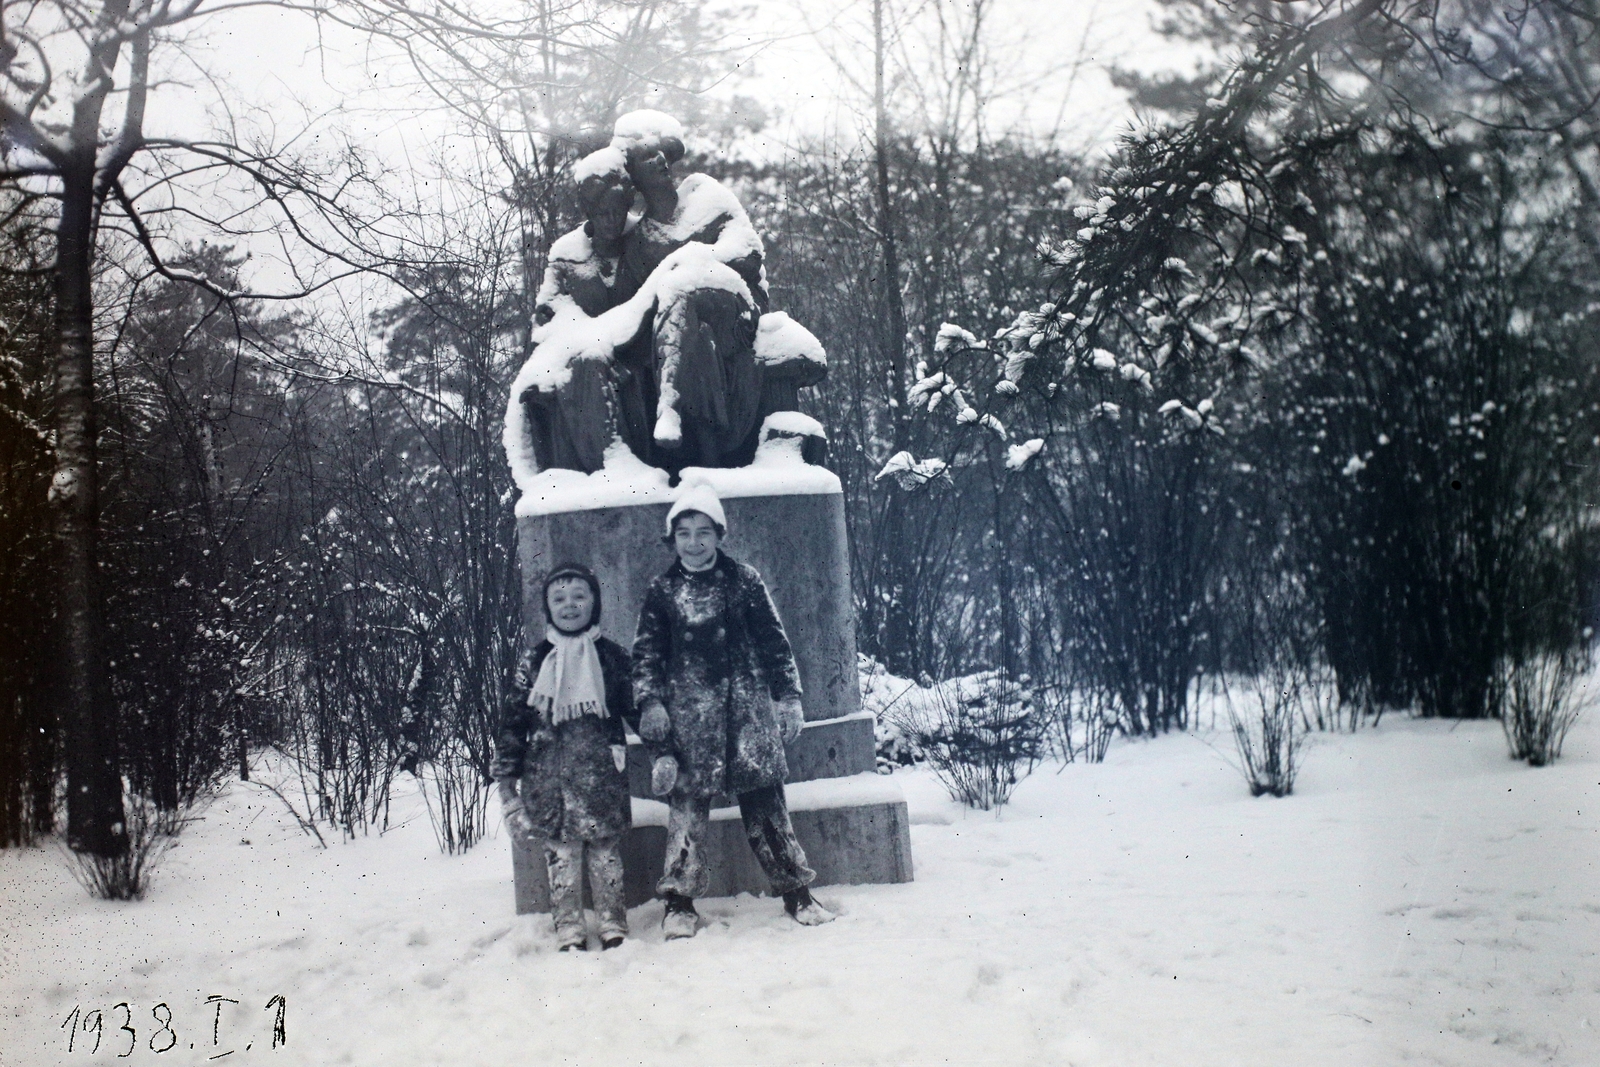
[123,0,1199,299]
[172,0,1196,164]
[719,0,1195,153]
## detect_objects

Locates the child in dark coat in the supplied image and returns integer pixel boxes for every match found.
[493,563,637,950]
[632,484,836,938]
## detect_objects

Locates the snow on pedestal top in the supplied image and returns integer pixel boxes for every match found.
[512,413,840,518]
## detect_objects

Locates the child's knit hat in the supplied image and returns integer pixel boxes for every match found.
[665,482,727,538]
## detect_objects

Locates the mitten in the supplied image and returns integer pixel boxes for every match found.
[502,793,535,847]
[639,699,671,742]
[776,695,805,744]
[650,755,679,796]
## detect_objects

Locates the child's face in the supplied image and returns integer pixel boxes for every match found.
[546,578,595,633]
[672,512,721,570]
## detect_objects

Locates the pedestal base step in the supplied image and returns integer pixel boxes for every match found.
[513,775,914,914]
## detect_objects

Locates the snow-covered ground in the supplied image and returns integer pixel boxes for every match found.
[4,711,1596,1066]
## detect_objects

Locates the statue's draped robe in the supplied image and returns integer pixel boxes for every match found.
[613,174,768,471]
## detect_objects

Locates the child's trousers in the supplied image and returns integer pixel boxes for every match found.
[544,835,627,942]
[656,784,815,900]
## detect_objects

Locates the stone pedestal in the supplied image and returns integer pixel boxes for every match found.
[510,484,912,914]
[516,491,859,722]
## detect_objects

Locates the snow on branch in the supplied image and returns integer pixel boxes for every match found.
[876,451,951,492]
[1005,438,1044,471]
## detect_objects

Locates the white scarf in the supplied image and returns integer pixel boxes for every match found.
[529,626,609,724]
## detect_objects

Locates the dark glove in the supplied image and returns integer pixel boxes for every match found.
[639,700,671,742]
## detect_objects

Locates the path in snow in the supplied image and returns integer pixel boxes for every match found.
[3,714,1595,1066]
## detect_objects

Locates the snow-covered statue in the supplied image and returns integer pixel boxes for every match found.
[508,110,827,480]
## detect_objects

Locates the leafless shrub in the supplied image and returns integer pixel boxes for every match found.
[1500,651,1590,767]
[417,742,490,855]
[278,706,398,842]
[1225,666,1308,798]
[245,759,328,849]
[59,787,190,901]
[1297,664,1359,733]
[1037,681,1118,765]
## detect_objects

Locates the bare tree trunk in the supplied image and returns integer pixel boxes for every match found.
[872,0,909,447]
[869,0,922,676]
[50,0,134,854]
[54,160,125,856]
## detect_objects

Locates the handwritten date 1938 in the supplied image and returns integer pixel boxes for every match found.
[60,995,285,1058]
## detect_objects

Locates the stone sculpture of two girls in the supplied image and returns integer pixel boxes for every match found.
[515,110,825,479]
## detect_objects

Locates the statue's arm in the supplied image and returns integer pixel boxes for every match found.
[532,259,574,328]
[679,176,770,311]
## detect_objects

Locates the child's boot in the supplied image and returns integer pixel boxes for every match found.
[783,885,835,926]
[650,755,678,797]
[661,892,699,940]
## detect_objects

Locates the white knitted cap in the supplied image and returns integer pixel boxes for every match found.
[665,482,727,537]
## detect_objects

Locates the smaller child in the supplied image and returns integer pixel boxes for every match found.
[493,563,637,951]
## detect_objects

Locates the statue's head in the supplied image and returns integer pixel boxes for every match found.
[573,147,633,246]
[610,109,686,198]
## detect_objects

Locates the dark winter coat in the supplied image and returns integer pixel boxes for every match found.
[632,552,802,798]
[491,636,637,841]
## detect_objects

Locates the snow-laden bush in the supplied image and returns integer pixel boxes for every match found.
[860,654,930,772]
[874,720,920,772]
[914,676,1046,811]
[59,786,190,900]
[1499,651,1590,767]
